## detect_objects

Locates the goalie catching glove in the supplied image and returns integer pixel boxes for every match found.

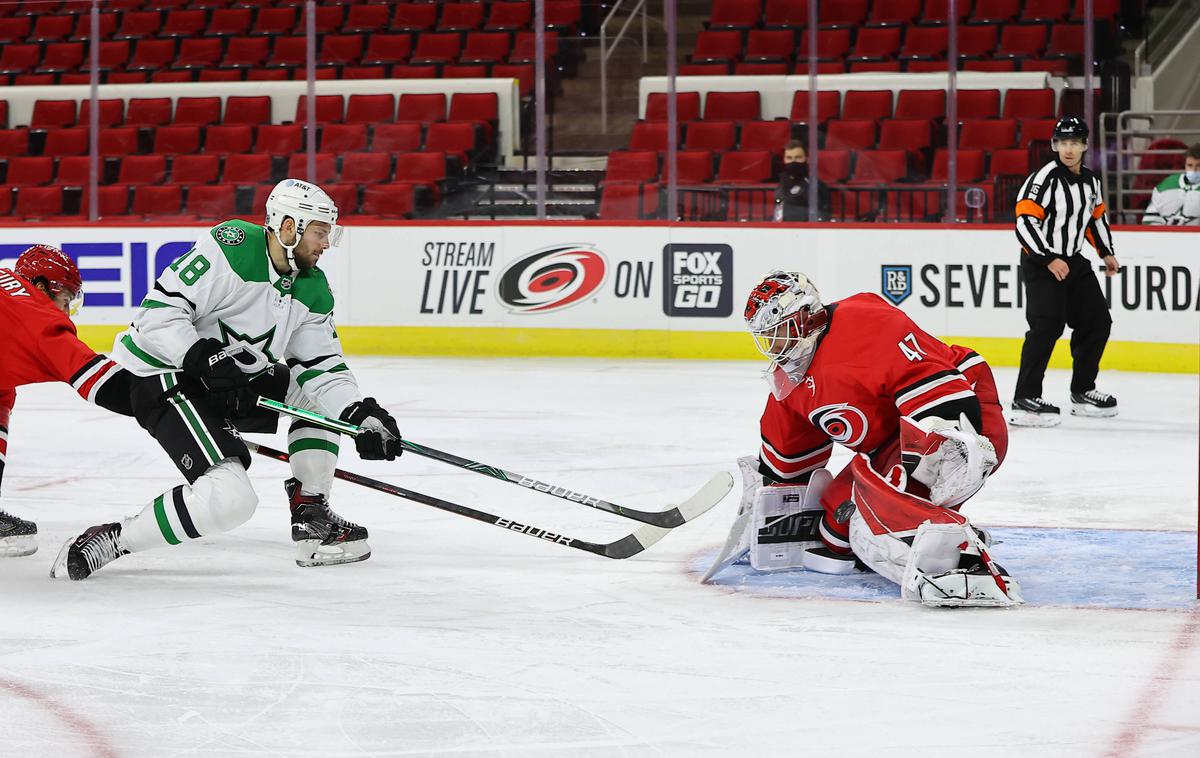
[900,413,998,507]
[341,397,402,460]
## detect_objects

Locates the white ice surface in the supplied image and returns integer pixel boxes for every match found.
[0,358,1197,758]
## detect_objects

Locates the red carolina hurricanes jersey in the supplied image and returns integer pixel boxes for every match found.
[759,293,987,482]
[0,268,119,403]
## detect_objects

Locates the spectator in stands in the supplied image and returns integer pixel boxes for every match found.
[774,141,831,222]
[1143,143,1200,226]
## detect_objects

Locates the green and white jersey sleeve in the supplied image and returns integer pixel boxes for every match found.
[113,219,363,418]
[1143,173,1200,226]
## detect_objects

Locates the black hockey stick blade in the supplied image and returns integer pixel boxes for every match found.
[256,397,733,528]
[247,442,674,560]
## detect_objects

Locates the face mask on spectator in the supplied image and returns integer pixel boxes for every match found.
[1185,171,1200,184]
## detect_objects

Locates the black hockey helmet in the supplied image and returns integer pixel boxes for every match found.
[1053,116,1089,143]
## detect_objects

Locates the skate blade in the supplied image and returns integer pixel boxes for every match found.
[1071,404,1118,418]
[0,535,37,557]
[294,538,371,568]
[1007,410,1061,428]
[48,538,72,579]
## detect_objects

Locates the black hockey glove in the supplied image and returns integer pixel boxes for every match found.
[340,397,403,461]
[182,338,255,417]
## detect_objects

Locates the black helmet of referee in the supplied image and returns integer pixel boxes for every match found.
[1053,116,1089,143]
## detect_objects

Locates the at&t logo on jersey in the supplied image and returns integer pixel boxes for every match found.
[881,265,913,305]
[809,403,869,447]
[496,245,607,313]
[662,243,733,317]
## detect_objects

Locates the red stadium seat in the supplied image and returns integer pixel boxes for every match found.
[798,28,852,61]
[957,89,1001,120]
[207,7,252,36]
[392,64,438,79]
[55,156,92,187]
[959,119,1018,151]
[411,33,461,64]
[1021,59,1069,75]
[161,9,207,38]
[294,95,344,125]
[716,150,773,183]
[604,150,659,183]
[744,30,795,63]
[88,185,131,218]
[346,94,395,125]
[439,3,486,32]
[31,99,77,129]
[99,127,138,155]
[15,186,63,218]
[628,121,680,152]
[703,91,761,122]
[735,62,789,75]
[894,90,945,121]
[117,154,168,185]
[763,0,809,30]
[868,0,921,26]
[224,96,271,126]
[322,183,359,215]
[320,35,364,67]
[1046,24,1086,58]
[740,120,791,151]
[820,0,867,26]
[246,68,289,82]
[128,39,177,71]
[0,17,31,44]
[849,149,909,184]
[131,184,182,218]
[343,4,391,34]
[372,122,423,153]
[173,38,222,69]
[256,124,302,155]
[1072,0,1120,19]
[425,122,477,165]
[998,24,1048,58]
[390,2,437,32]
[221,36,269,68]
[851,27,901,61]
[154,125,202,154]
[43,128,88,156]
[362,33,413,65]
[842,90,893,121]
[990,149,1030,176]
[956,25,999,59]
[964,59,1017,72]
[789,90,840,123]
[223,154,271,185]
[708,0,762,30]
[491,64,534,97]
[1003,89,1055,120]
[114,11,162,40]
[38,42,84,73]
[187,184,235,217]
[685,121,736,152]
[321,123,368,153]
[825,119,876,150]
[153,70,194,83]
[205,125,253,154]
[546,0,582,33]
[879,119,933,152]
[449,92,499,137]
[395,151,448,199]
[928,149,986,183]
[462,32,512,63]
[1022,0,1071,21]
[359,183,415,218]
[171,153,220,185]
[664,150,715,184]
[598,182,658,219]
[7,156,55,186]
[679,62,730,76]
[397,93,447,126]
[691,30,743,63]
[485,2,533,31]
[342,65,389,80]
[78,99,125,128]
[646,92,702,122]
[1018,118,1058,147]
[0,129,29,157]
[901,26,948,60]
[341,152,392,184]
[266,37,307,69]
[304,5,346,35]
[285,153,338,184]
[175,97,221,126]
[971,0,1021,23]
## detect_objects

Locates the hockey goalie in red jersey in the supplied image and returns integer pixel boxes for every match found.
[0,245,131,556]
[704,271,1022,607]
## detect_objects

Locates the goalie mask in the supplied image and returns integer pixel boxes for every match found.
[265,179,343,275]
[745,270,828,400]
[15,244,83,316]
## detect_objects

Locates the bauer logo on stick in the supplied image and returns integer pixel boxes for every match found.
[496,245,607,314]
[662,243,733,317]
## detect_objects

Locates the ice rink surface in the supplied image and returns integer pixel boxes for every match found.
[1,357,1197,758]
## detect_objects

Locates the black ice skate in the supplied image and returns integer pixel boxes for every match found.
[50,522,128,580]
[1070,389,1118,418]
[285,478,371,567]
[0,509,37,557]
[1008,397,1062,428]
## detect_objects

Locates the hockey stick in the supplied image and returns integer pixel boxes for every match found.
[246,442,678,560]
[256,397,731,528]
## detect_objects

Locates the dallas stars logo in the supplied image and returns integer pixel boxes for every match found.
[214,225,246,246]
[217,321,277,374]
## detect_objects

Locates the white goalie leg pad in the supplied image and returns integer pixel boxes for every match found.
[901,522,1024,608]
[847,507,911,585]
[700,456,760,582]
[748,469,828,572]
[902,414,998,507]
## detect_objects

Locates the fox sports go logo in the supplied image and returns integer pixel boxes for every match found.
[496,245,607,313]
[809,403,869,447]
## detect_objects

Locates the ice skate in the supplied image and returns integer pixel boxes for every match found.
[0,509,37,557]
[1070,389,1118,418]
[285,478,371,567]
[50,522,128,580]
[1008,397,1062,427]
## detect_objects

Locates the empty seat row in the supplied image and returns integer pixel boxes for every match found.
[704,0,1122,31]
[643,88,1056,124]
[0,31,561,75]
[682,56,1069,76]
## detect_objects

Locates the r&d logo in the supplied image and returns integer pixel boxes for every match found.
[662,243,733,318]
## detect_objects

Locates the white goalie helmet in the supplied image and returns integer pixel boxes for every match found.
[745,270,829,396]
[265,178,343,272]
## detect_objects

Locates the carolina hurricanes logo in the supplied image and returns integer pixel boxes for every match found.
[496,245,607,313]
[809,403,869,447]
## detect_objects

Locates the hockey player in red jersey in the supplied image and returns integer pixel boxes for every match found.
[0,245,131,556]
[704,271,1022,607]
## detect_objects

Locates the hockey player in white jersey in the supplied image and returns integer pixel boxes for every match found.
[53,179,403,579]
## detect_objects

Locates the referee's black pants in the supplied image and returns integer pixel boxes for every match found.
[1014,254,1112,400]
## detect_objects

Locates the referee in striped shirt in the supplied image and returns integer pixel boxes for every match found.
[1011,116,1121,428]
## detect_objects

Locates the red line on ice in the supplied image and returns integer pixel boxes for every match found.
[0,675,119,758]
[1103,609,1200,757]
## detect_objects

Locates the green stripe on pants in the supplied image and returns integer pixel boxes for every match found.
[153,493,181,545]
[289,438,341,456]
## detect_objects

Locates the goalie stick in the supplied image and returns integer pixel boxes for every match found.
[247,442,730,559]
[256,397,729,528]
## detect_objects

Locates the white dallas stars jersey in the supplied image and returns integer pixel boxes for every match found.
[113,219,361,418]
